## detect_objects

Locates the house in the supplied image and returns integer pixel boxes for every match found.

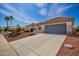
[8,25,25,33]
[25,23,42,33]
[26,17,74,35]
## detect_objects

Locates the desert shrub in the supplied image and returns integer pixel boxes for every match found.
[29,28,34,32]
[0,28,2,33]
[0,26,3,33]
[15,25,22,35]
[24,30,29,32]
[16,27,21,32]
[39,27,41,30]
[4,28,8,32]
[76,26,79,32]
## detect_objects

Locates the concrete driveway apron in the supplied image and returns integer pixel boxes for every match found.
[9,33,66,56]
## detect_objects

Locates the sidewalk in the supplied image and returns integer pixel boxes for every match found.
[0,34,17,56]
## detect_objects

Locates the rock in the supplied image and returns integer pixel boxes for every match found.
[64,44,74,49]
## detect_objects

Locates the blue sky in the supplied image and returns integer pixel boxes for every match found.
[0,3,79,27]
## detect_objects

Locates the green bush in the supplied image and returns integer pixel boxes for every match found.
[0,29,2,33]
[15,25,22,34]
[76,25,79,32]
[24,30,29,32]
[0,26,2,33]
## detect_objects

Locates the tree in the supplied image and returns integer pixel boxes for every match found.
[9,16,13,30]
[15,25,22,34]
[5,16,10,30]
[76,25,79,32]
[0,26,2,33]
[5,16,14,31]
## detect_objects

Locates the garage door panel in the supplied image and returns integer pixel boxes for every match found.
[45,24,66,34]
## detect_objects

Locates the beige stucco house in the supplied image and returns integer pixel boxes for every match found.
[26,17,74,35]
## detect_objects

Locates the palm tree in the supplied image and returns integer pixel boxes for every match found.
[5,16,10,31]
[9,16,13,30]
[5,16,13,31]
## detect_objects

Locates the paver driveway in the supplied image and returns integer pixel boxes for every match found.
[9,33,66,56]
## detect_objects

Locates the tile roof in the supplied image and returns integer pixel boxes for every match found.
[38,17,74,25]
[27,17,74,26]
[47,17,74,22]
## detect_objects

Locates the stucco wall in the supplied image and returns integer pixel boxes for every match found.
[40,25,45,31]
[66,22,73,34]
[40,22,73,34]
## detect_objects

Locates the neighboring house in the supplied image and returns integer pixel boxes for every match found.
[8,26,25,32]
[27,17,74,35]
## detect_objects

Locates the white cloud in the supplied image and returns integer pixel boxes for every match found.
[18,8,38,23]
[0,9,27,23]
[1,3,76,24]
[48,4,74,18]
[35,3,48,16]
[39,8,47,16]
[0,9,11,15]
[2,4,17,12]
[2,3,38,24]
[35,3,45,8]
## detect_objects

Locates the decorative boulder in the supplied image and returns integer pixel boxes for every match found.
[64,44,74,49]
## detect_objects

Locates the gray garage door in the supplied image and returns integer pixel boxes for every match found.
[45,24,66,34]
